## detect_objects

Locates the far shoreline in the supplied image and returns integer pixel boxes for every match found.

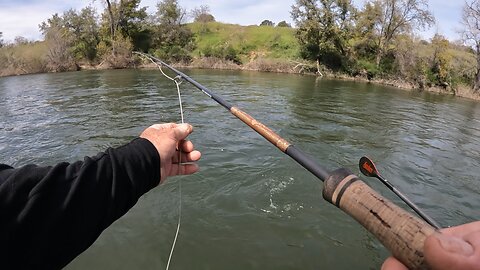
[2,57,479,102]
[134,58,480,102]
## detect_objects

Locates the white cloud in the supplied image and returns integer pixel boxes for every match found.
[0,0,98,42]
[158,0,294,26]
[1,4,53,41]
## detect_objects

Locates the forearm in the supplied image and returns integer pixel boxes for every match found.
[0,138,160,269]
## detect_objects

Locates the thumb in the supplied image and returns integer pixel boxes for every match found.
[424,233,474,270]
[173,123,193,141]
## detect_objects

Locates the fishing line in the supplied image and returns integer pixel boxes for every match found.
[165,74,184,270]
[134,52,184,270]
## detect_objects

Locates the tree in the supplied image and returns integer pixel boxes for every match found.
[357,0,435,67]
[277,21,291,27]
[461,0,480,91]
[100,0,149,51]
[101,0,119,57]
[39,8,101,64]
[392,35,424,83]
[153,0,194,62]
[14,36,29,45]
[260,20,275,26]
[98,0,151,66]
[104,0,115,37]
[116,0,149,50]
[430,34,451,86]
[155,0,187,25]
[190,5,215,34]
[0,32,4,47]
[39,14,77,71]
[62,7,100,62]
[291,0,357,72]
[354,2,381,60]
[191,5,215,23]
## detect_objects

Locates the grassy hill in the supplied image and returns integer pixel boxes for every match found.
[187,22,300,63]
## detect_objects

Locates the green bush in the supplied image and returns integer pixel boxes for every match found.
[201,44,241,64]
[356,59,380,79]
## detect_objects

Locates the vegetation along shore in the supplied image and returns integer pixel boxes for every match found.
[1,0,480,101]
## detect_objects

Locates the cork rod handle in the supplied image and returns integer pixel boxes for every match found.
[231,105,434,268]
[323,168,436,270]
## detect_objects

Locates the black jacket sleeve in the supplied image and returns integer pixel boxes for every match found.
[0,138,161,270]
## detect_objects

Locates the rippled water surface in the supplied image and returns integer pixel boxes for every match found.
[1,69,479,269]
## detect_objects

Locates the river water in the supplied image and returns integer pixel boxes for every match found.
[1,69,479,269]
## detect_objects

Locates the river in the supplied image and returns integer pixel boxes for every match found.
[1,69,479,269]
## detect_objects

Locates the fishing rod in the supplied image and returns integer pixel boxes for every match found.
[359,156,441,229]
[134,52,436,269]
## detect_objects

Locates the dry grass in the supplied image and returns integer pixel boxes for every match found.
[183,57,312,74]
[188,57,241,70]
[243,58,304,73]
[454,85,480,100]
[0,42,48,76]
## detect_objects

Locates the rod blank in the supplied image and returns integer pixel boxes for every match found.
[134,52,436,269]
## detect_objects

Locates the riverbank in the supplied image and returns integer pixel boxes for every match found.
[1,56,478,101]
[326,72,480,101]
[134,57,480,102]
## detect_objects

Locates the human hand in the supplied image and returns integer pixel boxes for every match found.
[140,123,201,184]
[381,221,480,270]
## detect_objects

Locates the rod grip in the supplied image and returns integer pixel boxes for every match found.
[323,168,436,270]
[230,106,291,152]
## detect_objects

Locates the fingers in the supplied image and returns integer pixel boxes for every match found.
[169,163,199,177]
[173,123,193,141]
[178,140,194,152]
[141,123,200,183]
[181,164,199,175]
[442,221,480,238]
[381,257,408,270]
[149,123,177,131]
[174,140,200,163]
[172,150,202,163]
[424,232,478,270]
[141,123,193,143]
[381,223,480,270]
[465,230,480,248]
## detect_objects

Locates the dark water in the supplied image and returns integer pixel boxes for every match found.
[1,69,479,269]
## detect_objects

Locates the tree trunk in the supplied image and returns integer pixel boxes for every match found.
[475,45,480,92]
[105,0,116,55]
[105,0,115,38]
[375,39,384,67]
[474,69,480,92]
[375,52,382,67]
[375,34,388,68]
[316,58,323,76]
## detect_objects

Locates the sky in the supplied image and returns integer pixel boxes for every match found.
[0,0,466,43]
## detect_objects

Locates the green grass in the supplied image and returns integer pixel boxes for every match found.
[187,22,300,62]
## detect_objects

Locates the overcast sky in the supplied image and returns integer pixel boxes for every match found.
[0,0,465,43]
